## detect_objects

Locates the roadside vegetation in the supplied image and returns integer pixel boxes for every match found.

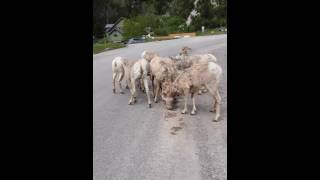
[94,0,227,39]
[93,38,125,54]
[196,28,226,36]
[93,0,227,54]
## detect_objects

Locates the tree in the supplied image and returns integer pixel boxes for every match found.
[190,0,227,30]
[93,0,226,37]
[169,0,194,19]
[153,0,171,15]
[93,0,132,37]
[123,15,162,39]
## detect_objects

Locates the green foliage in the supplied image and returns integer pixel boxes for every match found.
[123,15,187,38]
[169,0,195,19]
[93,43,106,54]
[123,19,142,40]
[123,15,162,40]
[93,0,227,38]
[153,28,169,36]
[153,0,171,15]
[162,16,186,33]
[190,0,227,30]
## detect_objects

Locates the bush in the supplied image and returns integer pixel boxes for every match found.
[191,14,226,31]
[122,10,226,39]
[190,0,227,30]
[161,16,185,33]
[123,15,162,40]
[123,15,188,39]
[154,28,169,36]
[123,19,144,40]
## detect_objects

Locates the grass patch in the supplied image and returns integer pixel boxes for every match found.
[196,29,226,36]
[153,36,176,41]
[93,43,106,54]
[93,38,125,54]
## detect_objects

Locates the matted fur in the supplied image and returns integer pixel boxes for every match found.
[162,62,222,121]
[112,56,126,93]
[149,54,177,103]
[127,57,152,107]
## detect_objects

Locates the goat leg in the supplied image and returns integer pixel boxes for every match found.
[128,79,137,105]
[154,80,160,103]
[181,89,189,114]
[118,72,124,94]
[213,89,222,121]
[112,73,116,93]
[143,77,152,108]
[191,93,197,115]
[151,75,155,98]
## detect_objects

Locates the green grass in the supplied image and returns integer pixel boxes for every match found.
[196,29,226,36]
[93,38,125,54]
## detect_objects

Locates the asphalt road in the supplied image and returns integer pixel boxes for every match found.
[93,34,227,180]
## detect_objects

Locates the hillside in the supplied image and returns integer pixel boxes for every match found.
[93,0,226,38]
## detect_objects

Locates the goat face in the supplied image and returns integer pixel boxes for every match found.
[180,46,192,55]
[161,81,178,110]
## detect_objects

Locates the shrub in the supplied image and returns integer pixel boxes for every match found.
[161,16,185,33]
[123,15,188,39]
[123,15,162,40]
[154,28,169,36]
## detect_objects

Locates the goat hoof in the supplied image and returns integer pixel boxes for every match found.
[191,111,196,115]
[148,104,152,108]
[113,89,115,93]
[126,86,129,89]
[181,111,187,114]
[120,91,124,94]
[128,100,135,105]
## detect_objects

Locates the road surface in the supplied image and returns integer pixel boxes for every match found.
[93,34,227,180]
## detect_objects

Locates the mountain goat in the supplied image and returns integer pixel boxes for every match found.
[161,61,222,121]
[127,52,153,107]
